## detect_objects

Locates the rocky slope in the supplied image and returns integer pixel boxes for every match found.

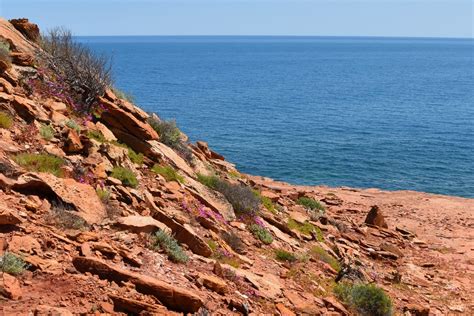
[0,18,473,315]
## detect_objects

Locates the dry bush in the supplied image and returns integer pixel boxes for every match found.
[39,28,112,113]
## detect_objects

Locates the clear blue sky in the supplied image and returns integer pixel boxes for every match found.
[1,0,472,38]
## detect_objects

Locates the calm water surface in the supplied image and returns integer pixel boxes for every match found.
[79,36,474,198]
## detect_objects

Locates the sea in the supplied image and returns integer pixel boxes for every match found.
[78,36,474,198]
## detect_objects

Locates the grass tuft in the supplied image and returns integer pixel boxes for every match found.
[249,224,273,244]
[87,130,107,143]
[66,119,81,132]
[297,196,325,212]
[0,252,28,275]
[0,112,13,129]
[96,187,111,203]
[310,246,341,272]
[150,230,189,263]
[275,249,297,262]
[110,166,138,188]
[152,164,184,183]
[13,153,65,177]
[39,124,55,141]
[334,282,393,316]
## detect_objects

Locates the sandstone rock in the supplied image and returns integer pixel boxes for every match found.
[403,303,430,316]
[0,273,22,300]
[12,173,106,224]
[197,273,228,295]
[64,129,83,153]
[145,192,212,257]
[116,215,170,234]
[95,122,117,142]
[10,52,34,66]
[50,110,68,124]
[44,99,67,112]
[99,96,158,141]
[0,77,14,94]
[34,305,73,316]
[275,303,296,316]
[261,190,279,202]
[109,294,171,314]
[0,207,23,225]
[73,256,203,313]
[9,18,40,43]
[323,297,349,316]
[365,205,388,228]
[8,235,41,254]
[0,18,37,55]
[12,95,47,122]
[148,141,194,176]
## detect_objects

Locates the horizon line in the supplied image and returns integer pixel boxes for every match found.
[73,34,474,40]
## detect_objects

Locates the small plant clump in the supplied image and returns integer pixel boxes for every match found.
[221,231,246,254]
[13,153,65,177]
[0,252,28,275]
[47,201,89,230]
[0,111,13,129]
[147,116,194,163]
[334,282,393,316]
[150,230,189,263]
[96,187,111,203]
[66,119,81,132]
[0,39,11,67]
[197,173,220,189]
[275,249,297,263]
[87,130,107,143]
[112,87,135,103]
[297,196,325,212]
[310,246,341,272]
[110,166,138,188]
[249,224,273,244]
[254,191,276,213]
[152,164,184,183]
[127,148,144,165]
[39,124,55,140]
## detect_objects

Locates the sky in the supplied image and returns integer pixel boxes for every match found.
[1,0,472,38]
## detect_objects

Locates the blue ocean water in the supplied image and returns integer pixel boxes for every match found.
[79,36,474,198]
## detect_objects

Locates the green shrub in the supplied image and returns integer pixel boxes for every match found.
[87,130,107,143]
[66,119,81,132]
[110,166,138,188]
[128,148,144,165]
[13,153,65,177]
[216,182,260,216]
[275,249,297,262]
[222,231,245,254]
[0,252,28,275]
[39,124,55,140]
[197,173,220,189]
[148,116,194,163]
[96,187,110,203]
[151,230,188,263]
[207,239,219,252]
[297,197,325,212]
[112,87,135,103]
[334,283,393,316]
[310,246,341,272]
[0,112,13,129]
[249,224,273,244]
[0,40,11,67]
[152,164,184,183]
[254,191,276,213]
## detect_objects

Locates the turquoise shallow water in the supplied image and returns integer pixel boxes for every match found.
[79,36,474,198]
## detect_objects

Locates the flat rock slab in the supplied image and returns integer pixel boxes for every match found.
[116,215,170,234]
[73,256,203,313]
[12,173,106,224]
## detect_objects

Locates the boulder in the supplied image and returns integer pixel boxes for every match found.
[116,215,170,234]
[73,256,203,313]
[403,304,430,316]
[99,97,157,141]
[9,18,40,43]
[196,273,228,295]
[365,205,388,228]
[0,273,22,300]
[8,235,41,254]
[64,129,83,153]
[12,173,106,224]
[0,18,37,54]
[275,303,296,316]
[0,207,23,225]
[95,122,117,142]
